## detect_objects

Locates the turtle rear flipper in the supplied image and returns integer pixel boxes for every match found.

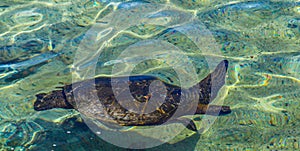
[34,90,74,111]
[175,104,231,131]
[198,60,229,105]
[194,60,231,115]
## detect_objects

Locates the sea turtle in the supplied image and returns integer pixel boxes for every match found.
[34,60,231,131]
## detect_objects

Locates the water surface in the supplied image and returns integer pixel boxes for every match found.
[0,0,300,150]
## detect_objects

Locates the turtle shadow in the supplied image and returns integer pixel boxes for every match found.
[31,116,201,151]
[145,133,201,151]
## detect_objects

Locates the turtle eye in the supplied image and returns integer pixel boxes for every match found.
[36,93,47,99]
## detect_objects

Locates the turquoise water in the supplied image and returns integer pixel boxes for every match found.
[0,0,300,150]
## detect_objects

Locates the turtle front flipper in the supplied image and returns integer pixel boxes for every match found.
[196,104,231,116]
[170,117,198,132]
[34,90,74,111]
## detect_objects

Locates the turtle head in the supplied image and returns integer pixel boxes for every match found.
[34,90,74,111]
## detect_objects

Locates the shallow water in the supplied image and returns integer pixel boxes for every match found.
[0,0,300,150]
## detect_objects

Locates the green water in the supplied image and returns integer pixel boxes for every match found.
[0,0,300,150]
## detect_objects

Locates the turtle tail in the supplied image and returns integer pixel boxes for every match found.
[34,90,74,111]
